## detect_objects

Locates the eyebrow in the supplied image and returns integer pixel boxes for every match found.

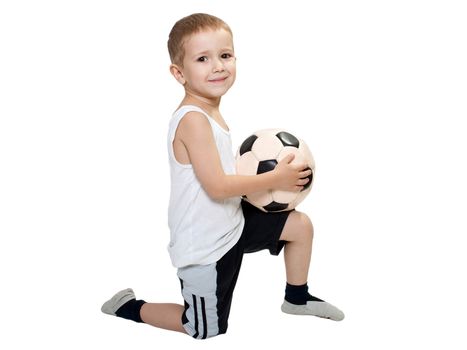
[191,47,234,59]
[192,50,210,58]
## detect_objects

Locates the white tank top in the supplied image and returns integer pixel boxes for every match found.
[167,105,244,268]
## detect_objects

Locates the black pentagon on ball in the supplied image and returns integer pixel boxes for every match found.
[263,201,289,212]
[257,159,278,174]
[301,167,314,191]
[276,131,299,148]
[239,135,258,155]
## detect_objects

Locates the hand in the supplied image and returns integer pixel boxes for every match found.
[273,153,312,192]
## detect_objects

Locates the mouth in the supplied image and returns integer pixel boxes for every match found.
[208,76,228,83]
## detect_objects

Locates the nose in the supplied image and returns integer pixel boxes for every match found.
[212,58,225,73]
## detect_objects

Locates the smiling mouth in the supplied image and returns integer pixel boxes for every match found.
[209,77,228,83]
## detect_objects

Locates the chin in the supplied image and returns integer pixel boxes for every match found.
[206,87,231,99]
[211,86,230,97]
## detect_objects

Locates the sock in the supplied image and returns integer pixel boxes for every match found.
[115,299,147,323]
[285,282,323,305]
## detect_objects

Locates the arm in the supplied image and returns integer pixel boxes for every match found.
[176,112,311,200]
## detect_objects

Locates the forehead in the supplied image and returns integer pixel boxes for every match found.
[183,28,234,55]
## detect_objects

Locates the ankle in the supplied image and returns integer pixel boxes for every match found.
[115,299,147,323]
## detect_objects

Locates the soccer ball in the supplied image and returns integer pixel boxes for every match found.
[236,129,315,212]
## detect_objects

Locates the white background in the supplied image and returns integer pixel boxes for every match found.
[1,0,466,348]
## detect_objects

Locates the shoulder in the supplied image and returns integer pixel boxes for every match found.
[179,110,209,126]
[177,111,213,139]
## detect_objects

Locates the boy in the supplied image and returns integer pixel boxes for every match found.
[101,13,344,339]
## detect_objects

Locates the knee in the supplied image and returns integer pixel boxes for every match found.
[296,211,314,241]
[183,312,228,340]
[281,211,314,243]
[188,326,226,340]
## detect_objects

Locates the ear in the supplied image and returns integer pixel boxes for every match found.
[169,64,186,85]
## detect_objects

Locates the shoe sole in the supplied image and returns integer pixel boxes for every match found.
[281,300,345,321]
[101,288,136,316]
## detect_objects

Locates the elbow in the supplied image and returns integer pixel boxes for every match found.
[205,182,229,201]
[207,188,227,201]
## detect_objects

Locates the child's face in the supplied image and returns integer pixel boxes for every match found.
[176,29,236,100]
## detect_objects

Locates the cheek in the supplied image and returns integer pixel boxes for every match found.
[227,62,236,77]
[230,71,236,84]
[186,70,205,85]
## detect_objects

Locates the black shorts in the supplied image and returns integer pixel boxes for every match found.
[178,200,293,339]
[240,200,293,255]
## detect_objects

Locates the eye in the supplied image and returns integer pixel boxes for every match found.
[197,56,208,62]
[221,53,233,59]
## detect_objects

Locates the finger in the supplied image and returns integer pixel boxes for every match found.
[293,163,308,171]
[299,169,312,178]
[279,153,294,164]
[283,153,295,163]
[297,178,309,186]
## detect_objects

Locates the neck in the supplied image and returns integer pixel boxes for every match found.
[181,92,221,115]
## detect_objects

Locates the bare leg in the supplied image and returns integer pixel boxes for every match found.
[278,211,345,321]
[140,303,187,334]
[279,211,314,285]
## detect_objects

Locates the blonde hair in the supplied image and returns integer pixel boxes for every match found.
[168,13,233,67]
